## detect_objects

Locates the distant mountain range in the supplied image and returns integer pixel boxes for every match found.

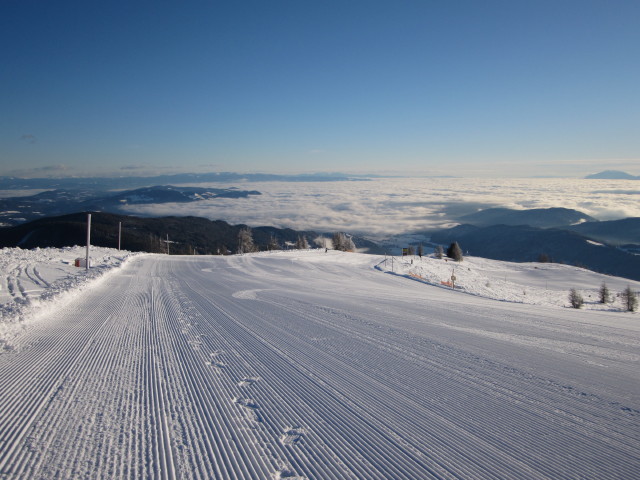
[429,207,640,281]
[0,185,261,227]
[430,223,640,281]
[457,207,595,228]
[3,189,639,280]
[0,171,375,191]
[0,212,382,255]
[585,170,639,180]
[564,217,640,246]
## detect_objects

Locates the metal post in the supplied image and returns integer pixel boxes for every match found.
[166,234,170,255]
[86,213,91,271]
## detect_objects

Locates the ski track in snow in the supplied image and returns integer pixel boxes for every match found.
[0,250,639,478]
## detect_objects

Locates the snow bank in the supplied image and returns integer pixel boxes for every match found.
[377,253,640,311]
[0,246,141,348]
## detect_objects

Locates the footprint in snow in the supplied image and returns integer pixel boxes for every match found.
[272,468,305,480]
[238,377,259,387]
[233,397,262,423]
[204,360,226,371]
[280,427,305,446]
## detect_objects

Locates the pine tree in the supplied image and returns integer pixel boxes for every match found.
[569,288,584,309]
[417,243,424,258]
[446,242,463,261]
[598,282,610,304]
[267,234,280,251]
[621,286,638,312]
[434,245,444,259]
[538,253,551,263]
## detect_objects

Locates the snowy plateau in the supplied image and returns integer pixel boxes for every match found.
[0,246,639,479]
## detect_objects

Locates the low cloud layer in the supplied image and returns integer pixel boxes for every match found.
[119,178,640,240]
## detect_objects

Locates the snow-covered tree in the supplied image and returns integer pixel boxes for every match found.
[621,286,638,312]
[569,288,584,309]
[267,234,280,251]
[237,227,255,254]
[296,235,309,250]
[446,242,463,262]
[332,232,355,252]
[434,245,444,259]
[417,243,424,258]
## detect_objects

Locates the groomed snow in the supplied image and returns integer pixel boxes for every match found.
[0,249,639,479]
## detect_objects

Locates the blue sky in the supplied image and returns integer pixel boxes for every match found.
[2,0,639,178]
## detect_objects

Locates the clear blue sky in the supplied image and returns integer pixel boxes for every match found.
[2,0,639,177]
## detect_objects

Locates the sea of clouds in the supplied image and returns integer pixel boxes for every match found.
[118,177,640,241]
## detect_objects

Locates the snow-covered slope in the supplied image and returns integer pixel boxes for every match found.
[0,249,639,479]
[0,246,139,347]
[381,253,640,310]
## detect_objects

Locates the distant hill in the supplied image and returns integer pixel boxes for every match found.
[430,224,640,281]
[585,170,639,180]
[0,185,261,226]
[457,207,595,228]
[564,217,640,246]
[0,212,382,255]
